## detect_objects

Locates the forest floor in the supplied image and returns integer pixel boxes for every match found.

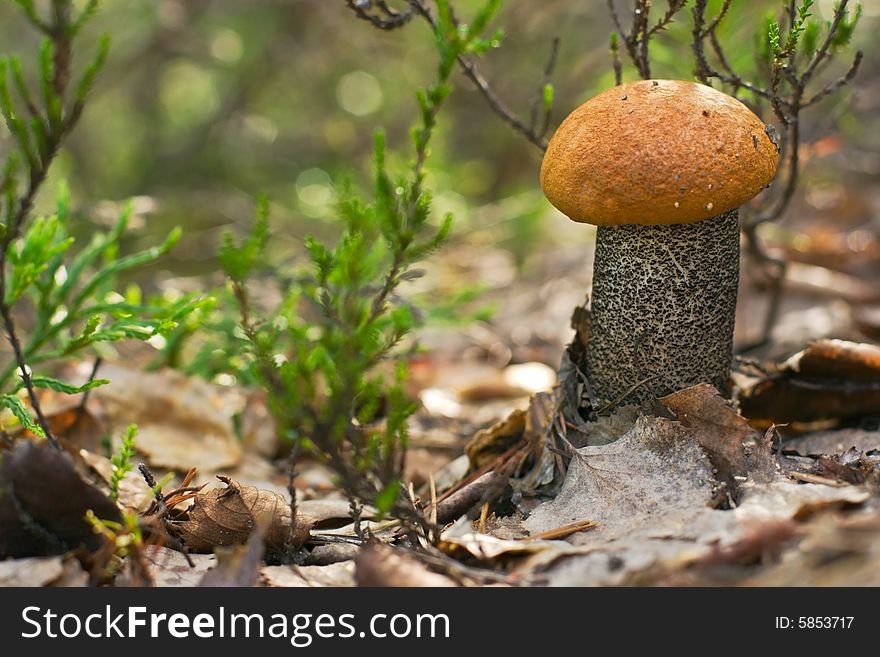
[1,145,879,587]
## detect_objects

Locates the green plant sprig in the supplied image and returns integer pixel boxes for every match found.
[218,0,505,541]
[0,2,201,443]
[109,424,137,503]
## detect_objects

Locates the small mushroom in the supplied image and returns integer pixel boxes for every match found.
[541,79,779,408]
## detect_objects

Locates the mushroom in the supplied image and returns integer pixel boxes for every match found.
[541,79,779,408]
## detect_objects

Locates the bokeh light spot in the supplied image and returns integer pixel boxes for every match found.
[336,71,383,116]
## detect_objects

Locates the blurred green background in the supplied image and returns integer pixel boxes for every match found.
[0,0,876,288]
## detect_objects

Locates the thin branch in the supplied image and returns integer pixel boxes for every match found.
[648,0,688,36]
[408,0,551,151]
[0,304,58,447]
[529,36,560,140]
[802,50,862,107]
[606,0,688,81]
[345,0,415,30]
[800,0,850,86]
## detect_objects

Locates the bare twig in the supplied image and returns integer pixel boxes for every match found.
[606,0,688,81]
[350,0,555,152]
[69,357,102,433]
[345,0,415,31]
[529,37,560,140]
[0,305,58,447]
[284,441,301,556]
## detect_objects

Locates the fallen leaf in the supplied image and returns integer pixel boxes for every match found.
[734,478,869,523]
[175,476,313,555]
[33,406,106,454]
[91,364,242,471]
[689,519,799,568]
[524,415,716,538]
[661,383,777,486]
[784,429,880,457]
[795,340,880,381]
[240,390,280,458]
[199,524,265,587]
[261,561,355,587]
[355,541,458,587]
[0,441,121,558]
[144,547,216,587]
[745,512,880,586]
[740,340,880,423]
[0,555,87,587]
[466,407,525,468]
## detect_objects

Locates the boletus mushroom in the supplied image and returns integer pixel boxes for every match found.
[541,79,779,408]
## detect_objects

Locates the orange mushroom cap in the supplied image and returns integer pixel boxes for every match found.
[540,79,780,226]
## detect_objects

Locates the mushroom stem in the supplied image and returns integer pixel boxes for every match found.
[584,209,740,408]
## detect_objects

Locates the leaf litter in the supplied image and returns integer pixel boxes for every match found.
[514,383,873,586]
[4,329,880,587]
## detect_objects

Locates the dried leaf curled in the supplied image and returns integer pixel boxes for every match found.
[176,476,313,555]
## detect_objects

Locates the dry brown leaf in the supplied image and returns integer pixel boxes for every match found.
[143,547,216,587]
[355,541,458,587]
[199,524,266,587]
[261,561,355,588]
[465,407,525,468]
[0,441,121,558]
[661,383,777,485]
[176,476,313,555]
[740,340,880,423]
[35,406,106,454]
[91,363,242,471]
[784,429,880,457]
[796,340,880,382]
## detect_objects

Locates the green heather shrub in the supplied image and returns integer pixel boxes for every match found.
[214,0,506,535]
[0,1,200,443]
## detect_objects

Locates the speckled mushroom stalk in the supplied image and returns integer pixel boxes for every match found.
[541,79,779,409]
[586,210,740,407]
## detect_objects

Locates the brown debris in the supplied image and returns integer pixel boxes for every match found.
[355,541,458,587]
[91,363,243,471]
[305,543,360,566]
[465,407,526,468]
[175,476,313,555]
[433,471,506,525]
[740,340,880,423]
[661,383,777,487]
[0,441,121,558]
[199,525,266,587]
